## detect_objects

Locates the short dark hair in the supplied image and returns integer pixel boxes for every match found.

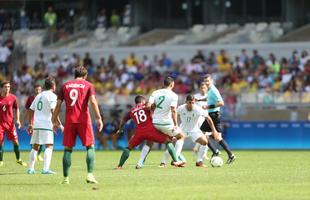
[0,81,10,88]
[186,94,195,102]
[74,66,88,78]
[135,95,145,104]
[163,76,174,87]
[34,84,42,89]
[44,76,56,90]
[203,74,212,80]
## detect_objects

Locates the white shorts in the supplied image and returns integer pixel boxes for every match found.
[153,124,181,137]
[184,130,204,143]
[30,129,54,145]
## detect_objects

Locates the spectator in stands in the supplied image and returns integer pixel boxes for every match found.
[31,12,42,29]
[97,9,107,28]
[126,52,139,67]
[192,49,205,62]
[122,4,131,26]
[44,6,57,28]
[110,10,120,28]
[78,11,89,31]
[20,8,29,32]
[83,52,93,67]
[161,52,172,68]
[251,49,263,70]
[46,55,60,76]
[266,53,281,75]
[0,41,11,75]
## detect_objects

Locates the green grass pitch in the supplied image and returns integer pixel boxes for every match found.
[0,150,309,200]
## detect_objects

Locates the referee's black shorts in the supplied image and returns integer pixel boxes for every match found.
[200,111,222,132]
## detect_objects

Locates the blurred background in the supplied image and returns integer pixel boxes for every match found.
[0,0,309,151]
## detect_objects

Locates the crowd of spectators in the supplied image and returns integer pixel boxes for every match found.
[1,48,309,101]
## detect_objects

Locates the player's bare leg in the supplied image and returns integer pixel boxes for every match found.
[86,145,97,183]
[13,140,27,166]
[160,133,186,167]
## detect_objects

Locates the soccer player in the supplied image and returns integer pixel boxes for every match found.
[116,95,185,169]
[52,66,103,184]
[200,74,236,164]
[136,76,185,168]
[24,84,44,161]
[27,77,59,174]
[0,81,26,166]
[161,95,219,167]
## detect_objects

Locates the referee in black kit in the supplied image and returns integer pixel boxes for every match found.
[198,74,236,164]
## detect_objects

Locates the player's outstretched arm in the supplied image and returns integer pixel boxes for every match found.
[89,95,103,132]
[52,100,62,126]
[15,107,21,129]
[171,106,178,128]
[27,109,34,133]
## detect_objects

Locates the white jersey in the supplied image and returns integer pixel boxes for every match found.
[149,88,178,125]
[177,104,209,133]
[30,90,57,131]
[194,92,208,107]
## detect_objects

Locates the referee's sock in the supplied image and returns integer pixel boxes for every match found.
[219,139,233,157]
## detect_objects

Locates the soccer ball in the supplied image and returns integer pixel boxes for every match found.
[210,156,223,167]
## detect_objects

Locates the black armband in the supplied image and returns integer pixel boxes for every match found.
[208,104,216,109]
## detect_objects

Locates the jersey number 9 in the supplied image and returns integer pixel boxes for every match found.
[69,89,78,106]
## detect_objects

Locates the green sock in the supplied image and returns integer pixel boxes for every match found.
[167,142,178,162]
[38,145,43,156]
[13,145,20,160]
[86,147,95,173]
[63,149,72,177]
[118,148,130,167]
[178,154,187,162]
[0,145,3,161]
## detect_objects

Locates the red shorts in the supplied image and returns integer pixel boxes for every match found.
[63,123,94,147]
[128,127,169,148]
[0,124,18,143]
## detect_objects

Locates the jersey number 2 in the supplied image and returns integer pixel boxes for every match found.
[69,89,78,106]
[133,110,147,124]
[156,95,165,109]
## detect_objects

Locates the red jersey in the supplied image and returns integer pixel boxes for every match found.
[0,94,18,126]
[124,103,153,131]
[25,95,35,109]
[58,79,95,123]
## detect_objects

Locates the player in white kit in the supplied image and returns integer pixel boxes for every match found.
[161,94,219,167]
[27,77,62,174]
[135,77,185,168]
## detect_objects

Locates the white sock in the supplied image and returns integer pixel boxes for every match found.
[161,150,170,164]
[197,145,207,162]
[43,148,53,171]
[137,145,150,166]
[203,145,209,158]
[29,149,37,170]
[175,140,184,157]
[193,143,201,151]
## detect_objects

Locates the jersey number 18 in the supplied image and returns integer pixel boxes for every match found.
[133,110,147,124]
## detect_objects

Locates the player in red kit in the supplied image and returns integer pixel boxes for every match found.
[52,66,103,184]
[24,84,44,161]
[0,81,27,166]
[116,95,185,169]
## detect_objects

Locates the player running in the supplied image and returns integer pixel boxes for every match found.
[27,77,60,174]
[161,95,219,167]
[24,84,44,161]
[52,66,103,184]
[116,95,185,169]
[200,74,236,164]
[0,81,26,167]
[136,76,186,168]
